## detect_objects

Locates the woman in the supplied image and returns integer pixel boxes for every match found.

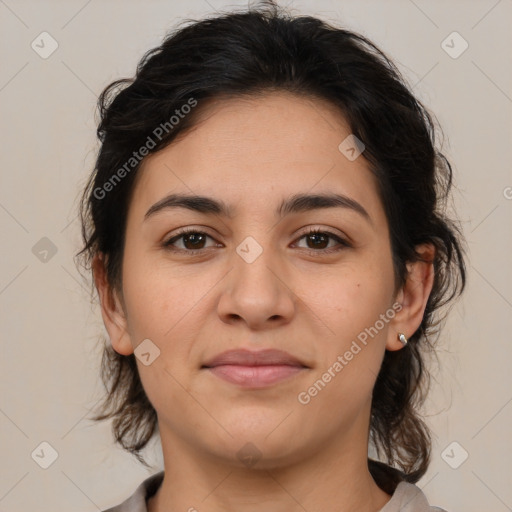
[76,2,466,511]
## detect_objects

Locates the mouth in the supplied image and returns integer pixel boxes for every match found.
[201,348,309,388]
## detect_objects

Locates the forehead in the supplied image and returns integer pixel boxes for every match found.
[128,92,384,224]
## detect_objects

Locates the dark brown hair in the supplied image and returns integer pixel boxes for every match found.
[75,1,466,483]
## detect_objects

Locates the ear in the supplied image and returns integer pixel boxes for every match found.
[386,243,435,351]
[92,252,134,356]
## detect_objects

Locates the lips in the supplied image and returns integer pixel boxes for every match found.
[201,349,309,388]
[201,349,307,368]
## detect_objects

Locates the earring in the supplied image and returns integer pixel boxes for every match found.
[398,333,408,346]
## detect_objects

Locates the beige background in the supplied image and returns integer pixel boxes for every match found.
[1,1,511,511]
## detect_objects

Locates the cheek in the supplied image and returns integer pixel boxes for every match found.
[315,263,393,335]
[122,246,182,328]
[299,278,391,424]
[120,250,219,360]
[120,255,206,408]
[308,260,394,388]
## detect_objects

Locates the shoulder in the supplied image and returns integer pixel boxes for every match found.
[380,481,449,512]
[99,466,450,512]
[369,460,449,512]
[100,471,164,512]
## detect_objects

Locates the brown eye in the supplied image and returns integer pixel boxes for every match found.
[293,229,351,255]
[303,232,330,249]
[162,227,350,256]
[163,229,218,253]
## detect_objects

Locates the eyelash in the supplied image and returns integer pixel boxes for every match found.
[162,227,351,256]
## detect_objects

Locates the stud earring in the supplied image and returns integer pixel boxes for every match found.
[398,333,408,346]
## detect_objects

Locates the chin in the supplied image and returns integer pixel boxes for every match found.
[207,424,307,470]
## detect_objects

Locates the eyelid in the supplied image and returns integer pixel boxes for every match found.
[163,226,219,250]
[294,225,349,242]
[163,226,351,244]
[291,227,352,252]
[162,225,353,254]
[164,224,349,240]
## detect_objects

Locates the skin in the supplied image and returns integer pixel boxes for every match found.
[93,92,434,512]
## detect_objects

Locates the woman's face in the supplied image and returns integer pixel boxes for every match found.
[100,92,414,468]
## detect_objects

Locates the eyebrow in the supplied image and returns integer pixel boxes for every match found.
[144,192,372,224]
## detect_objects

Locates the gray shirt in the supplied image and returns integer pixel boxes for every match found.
[101,471,448,512]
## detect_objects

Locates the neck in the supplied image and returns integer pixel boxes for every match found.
[147,414,392,512]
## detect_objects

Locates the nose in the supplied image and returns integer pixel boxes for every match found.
[216,239,296,330]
